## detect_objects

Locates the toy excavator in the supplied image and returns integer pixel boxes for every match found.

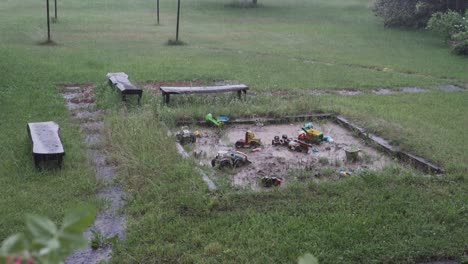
[299,122,324,144]
[235,131,262,148]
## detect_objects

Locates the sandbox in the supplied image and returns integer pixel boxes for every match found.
[181,121,394,189]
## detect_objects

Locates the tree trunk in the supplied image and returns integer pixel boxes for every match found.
[176,0,180,42]
[46,0,50,42]
[252,0,257,5]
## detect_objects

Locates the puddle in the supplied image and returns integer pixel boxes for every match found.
[70,97,96,104]
[73,110,104,120]
[61,84,126,264]
[336,88,362,96]
[84,133,102,147]
[66,185,126,264]
[189,122,393,190]
[308,90,329,96]
[401,87,428,93]
[373,88,395,95]
[98,185,126,213]
[80,121,104,132]
[95,166,117,182]
[437,85,464,92]
[63,92,82,100]
[62,86,82,93]
[66,102,96,110]
[88,150,106,166]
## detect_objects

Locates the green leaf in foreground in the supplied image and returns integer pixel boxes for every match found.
[0,206,96,263]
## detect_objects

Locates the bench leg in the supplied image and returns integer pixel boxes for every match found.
[138,92,142,105]
[237,90,242,100]
[164,94,170,104]
[122,93,127,102]
[58,155,63,168]
[33,154,40,168]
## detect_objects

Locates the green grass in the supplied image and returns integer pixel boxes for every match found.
[0,0,467,262]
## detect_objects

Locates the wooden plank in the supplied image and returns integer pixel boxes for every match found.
[160,84,248,94]
[106,72,141,92]
[27,121,64,155]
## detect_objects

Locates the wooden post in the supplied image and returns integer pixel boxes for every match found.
[176,0,180,42]
[157,0,160,25]
[46,0,51,42]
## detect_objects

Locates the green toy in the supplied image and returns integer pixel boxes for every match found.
[205,113,222,127]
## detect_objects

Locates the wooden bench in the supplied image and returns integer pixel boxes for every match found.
[106,72,143,104]
[160,84,249,104]
[27,121,65,168]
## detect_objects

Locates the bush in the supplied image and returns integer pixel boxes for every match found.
[373,0,447,28]
[427,10,468,55]
[427,10,468,38]
[452,31,468,54]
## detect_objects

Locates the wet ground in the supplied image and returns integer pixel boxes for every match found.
[186,122,393,190]
[60,85,125,264]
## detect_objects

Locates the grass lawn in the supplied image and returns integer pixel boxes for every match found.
[0,0,467,262]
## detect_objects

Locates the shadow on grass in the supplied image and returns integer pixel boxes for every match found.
[167,39,186,46]
[38,40,57,46]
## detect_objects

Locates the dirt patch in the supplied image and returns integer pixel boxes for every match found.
[140,80,208,91]
[187,122,393,190]
[336,88,362,96]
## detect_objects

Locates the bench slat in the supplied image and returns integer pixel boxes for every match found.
[160,85,248,94]
[106,72,141,92]
[28,121,64,155]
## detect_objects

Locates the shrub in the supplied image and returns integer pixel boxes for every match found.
[452,34,468,54]
[373,0,447,28]
[427,10,467,38]
[427,10,468,55]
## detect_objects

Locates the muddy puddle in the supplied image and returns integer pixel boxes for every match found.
[183,122,393,190]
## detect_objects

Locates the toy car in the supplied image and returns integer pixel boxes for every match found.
[211,150,251,169]
[176,127,196,145]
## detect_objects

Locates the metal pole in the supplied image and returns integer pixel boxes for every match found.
[46,0,51,42]
[157,0,160,25]
[54,0,57,21]
[176,0,180,42]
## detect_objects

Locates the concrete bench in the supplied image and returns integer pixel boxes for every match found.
[106,72,143,104]
[27,121,65,168]
[160,84,249,104]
